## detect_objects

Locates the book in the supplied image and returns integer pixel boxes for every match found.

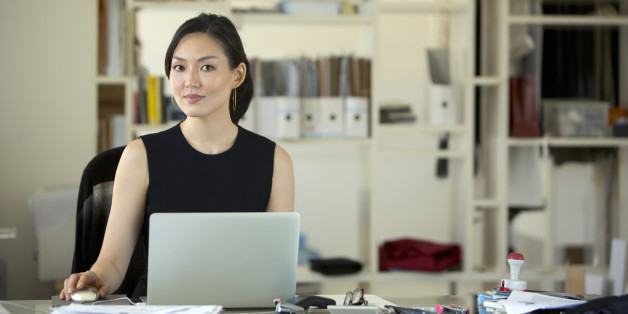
[154,76,163,124]
[361,58,371,97]
[97,0,108,75]
[317,58,330,97]
[111,114,126,148]
[105,0,124,76]
[379,102,415,124]
[146,75,158,125]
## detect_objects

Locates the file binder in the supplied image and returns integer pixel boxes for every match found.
[426,48,461,125]
[319,97,344,137]
[344,97,369,138]
[275,96,301,139]
[301,97,322,138]
[255,96,300,139]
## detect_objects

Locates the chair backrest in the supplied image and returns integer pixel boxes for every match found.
[71,145,147,297]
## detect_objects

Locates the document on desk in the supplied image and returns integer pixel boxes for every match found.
[52,304,222,314]
[498,290,585,314]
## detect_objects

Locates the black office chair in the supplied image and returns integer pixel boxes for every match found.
[71,145,147,297]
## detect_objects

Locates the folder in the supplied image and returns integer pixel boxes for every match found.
[319,97,344,137]
[301,97,321,138]
[255,96,276,138]
[255,96,301,139]
[275,96,301,139]
[426,48,461,125]
[344,97,369,138]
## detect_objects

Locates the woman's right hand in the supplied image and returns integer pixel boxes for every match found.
[59,270,110,300]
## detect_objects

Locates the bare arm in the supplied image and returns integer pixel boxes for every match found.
[266,144,294,212]
[61,139,149,299]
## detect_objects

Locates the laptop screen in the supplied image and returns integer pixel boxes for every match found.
[147,212,300,308]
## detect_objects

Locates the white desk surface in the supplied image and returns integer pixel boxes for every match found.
[0,294,482,314]
[0,295,402,314]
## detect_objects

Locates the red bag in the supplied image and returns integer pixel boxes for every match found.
[379,238,461,272]
[510,75,541,137]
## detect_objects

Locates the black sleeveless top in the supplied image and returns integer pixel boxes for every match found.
[132,123,275,298]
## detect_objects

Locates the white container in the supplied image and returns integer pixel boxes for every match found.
[344,96,369,138]
[301,97,322,138]
[427,84,460,125]
[319,97,344,137]
[255,96,301,139]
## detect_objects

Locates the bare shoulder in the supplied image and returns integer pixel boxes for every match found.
[267,144,294,212]
[120,139,147,165]
[274,144,293,166]
[116,139,148,185]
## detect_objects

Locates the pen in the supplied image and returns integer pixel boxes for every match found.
[435,304,469,314]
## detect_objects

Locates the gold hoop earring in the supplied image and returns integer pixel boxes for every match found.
[232,88,237,111]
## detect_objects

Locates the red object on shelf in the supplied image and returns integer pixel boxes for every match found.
[508,253,524,260]
[379,238,461,272]
[509,75,541,137]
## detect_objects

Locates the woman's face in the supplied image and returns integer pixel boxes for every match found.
[169,32,241,120]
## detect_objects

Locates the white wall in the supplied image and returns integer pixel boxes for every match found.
[0,0,96,299]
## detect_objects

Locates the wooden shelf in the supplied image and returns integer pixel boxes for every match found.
[234,13,374,24]
[276,137,371,146]
[378,2,469,13]
[472,76,504,86]
[508,136,628,148]
[509,14,628,26]
[128,0,230,10]
[378,124,468,134]
[374,270,500,282]
[472,199,502,208]
[376,150,468,159]
[96,76,132,85]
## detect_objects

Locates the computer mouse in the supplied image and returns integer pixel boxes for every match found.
[287,295,336,309]
[70,285,99,303]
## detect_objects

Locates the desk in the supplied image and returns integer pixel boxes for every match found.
[386,295,475,310]
[0,300,50,314]
[0,295,473,314]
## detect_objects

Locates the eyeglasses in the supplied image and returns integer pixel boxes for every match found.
[344,288,368,306]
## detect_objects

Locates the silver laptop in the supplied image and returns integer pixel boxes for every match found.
[147,212,300,308]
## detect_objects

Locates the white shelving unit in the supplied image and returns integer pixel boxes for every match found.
[368,0,482,298]
[96,0,554,296]
[92,0,628,296]
[479,0,628,290]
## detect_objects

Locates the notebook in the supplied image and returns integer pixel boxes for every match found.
[147,212,300,308]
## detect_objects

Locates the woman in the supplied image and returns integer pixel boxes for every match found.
[60,13,294,300]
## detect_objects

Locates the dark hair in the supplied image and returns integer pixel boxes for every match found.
[165,13,253,124]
